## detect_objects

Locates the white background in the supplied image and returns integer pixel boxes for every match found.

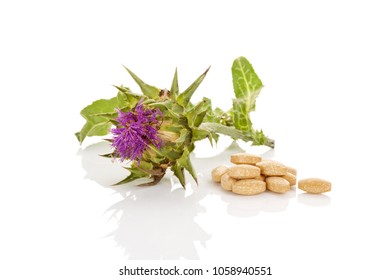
[1,0,390,279]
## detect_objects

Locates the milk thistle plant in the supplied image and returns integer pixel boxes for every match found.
[76,57,274,187]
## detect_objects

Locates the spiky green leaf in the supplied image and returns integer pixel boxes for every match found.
[123,66,160,99]
[191,127,210,141]
[171,164,186,188]
[116,88,140,108]
[170,68,179,98]
[100,152,115,158]
[148,100,181,120]
[160,145,182,161]
[113,167,149,186]
[186,97,211,127]
[177,148,198,184]
[177,66,210,107]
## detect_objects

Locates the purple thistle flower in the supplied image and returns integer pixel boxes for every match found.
[111,100,163,162]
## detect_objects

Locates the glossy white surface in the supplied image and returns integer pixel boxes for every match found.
[1,0,390,279]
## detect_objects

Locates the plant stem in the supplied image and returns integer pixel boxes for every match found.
[199,122,275,149]
[264,137,275,149]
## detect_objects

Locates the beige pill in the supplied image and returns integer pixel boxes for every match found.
[266,177,291,193]
[231,153,262,165]
[298,178,331,194]
[211,165,229,183]
[254,174,266,181]
[285,166,297,176]
[228,164,260,179]
[261,159,283,164]
[232,179,266,195]
[263,160,296,175]
[282,172,297,186]
[256,161,287,176]
[221,173,236,191]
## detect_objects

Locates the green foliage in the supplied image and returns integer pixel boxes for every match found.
[123,66,160,99]
[177,66,210,107]
[231,56,263,131]
[170,68,179,98]
[76,57,274,188]
[76,90,141,144]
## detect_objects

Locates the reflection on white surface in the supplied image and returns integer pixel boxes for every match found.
[221,188,296,216]
[298,193,331,207]
[104,184,211,260]
[78,141,330,260]
[79,142,211,260]
[78,141,128,187]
